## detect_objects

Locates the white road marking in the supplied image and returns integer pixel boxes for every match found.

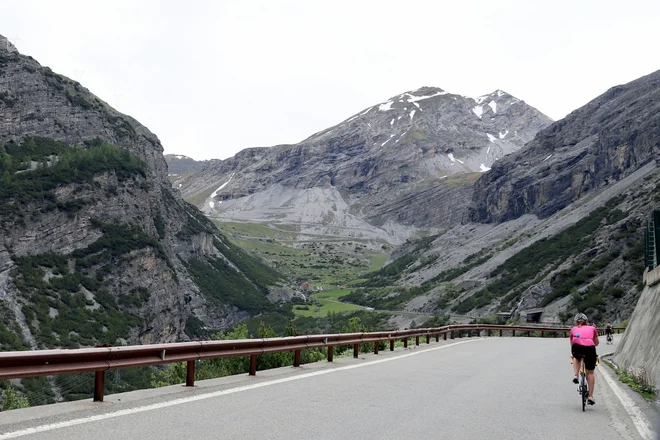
[599,364,655,439]
[0,339,482,439]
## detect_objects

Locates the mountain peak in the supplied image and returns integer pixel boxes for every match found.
[472,89,514,103]
[410,86,447,95]
[0,34,18,53]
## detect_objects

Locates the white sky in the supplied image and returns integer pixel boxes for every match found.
[2,0,659,160]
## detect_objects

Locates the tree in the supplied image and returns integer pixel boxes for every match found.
[284,319,297,337]
[342,317,365,333]
[1,387,29,411]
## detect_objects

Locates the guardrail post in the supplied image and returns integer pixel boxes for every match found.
[186,360,195,387]
[374,342,379,355]
[450,331,454,339]
[512,330,516,337]
[443,332,447,341]
[403,338,408,348]
[425,335,430,344]
[499,329,503,337]
[94,370,105,402]
[390,340,395,351]
[353,344,359,358]
[294,349,301,367]
[328,346,334,362]
[541,331,545,338]
[415,336,420,346]
[527,331,531,337]
[435,334,439,342]
[249,355,257,376]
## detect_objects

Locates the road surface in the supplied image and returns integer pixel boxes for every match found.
[0,334,656,439]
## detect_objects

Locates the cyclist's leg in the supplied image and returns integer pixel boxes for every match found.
[586,370,595,397]
[571,345,583,379]
[572,357,581,378]
[584,347,597,400]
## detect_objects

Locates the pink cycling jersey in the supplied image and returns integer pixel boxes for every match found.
[570,325,597,346]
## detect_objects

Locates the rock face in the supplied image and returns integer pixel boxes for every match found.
[0,35,284,350]
[614,271,660,389]
[176,87,552,243]
[469,70,660,223]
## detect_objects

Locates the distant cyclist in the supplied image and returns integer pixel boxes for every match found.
[570,313,599,405]
[605,322,613,343]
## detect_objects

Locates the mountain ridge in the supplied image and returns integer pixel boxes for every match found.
[173,85,552,243]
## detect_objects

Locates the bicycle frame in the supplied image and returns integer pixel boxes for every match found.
[579,361,588,411]
[571,356,589,411]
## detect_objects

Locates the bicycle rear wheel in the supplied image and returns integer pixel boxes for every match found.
[581,373,587,411]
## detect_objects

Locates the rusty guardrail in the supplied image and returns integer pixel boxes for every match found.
[0,324,622,402]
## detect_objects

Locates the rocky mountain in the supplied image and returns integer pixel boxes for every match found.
[174,87,552,243]
[346,70,660,324]
[469,70,660,223]
[164,154,212,175]
[0,35,288,351]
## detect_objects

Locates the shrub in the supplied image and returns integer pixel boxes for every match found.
[1,386,29,411]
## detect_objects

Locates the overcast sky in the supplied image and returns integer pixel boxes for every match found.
[2,0,658,160]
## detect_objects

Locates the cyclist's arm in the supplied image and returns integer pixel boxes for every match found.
[593,331,600,347]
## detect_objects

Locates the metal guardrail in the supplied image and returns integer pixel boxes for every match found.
[0,324,623,402]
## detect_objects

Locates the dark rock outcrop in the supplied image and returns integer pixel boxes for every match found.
[469,70,660,223]
[164,154,212,175]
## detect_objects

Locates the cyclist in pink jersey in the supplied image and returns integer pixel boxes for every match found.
[570,313,599,405]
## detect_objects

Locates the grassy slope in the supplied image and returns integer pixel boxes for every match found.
[292,289,364,317]
[213,220,389,287]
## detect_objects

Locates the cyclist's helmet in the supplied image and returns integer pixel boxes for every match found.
[574,313,588,324]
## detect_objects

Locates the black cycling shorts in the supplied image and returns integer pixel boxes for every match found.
[572,344,597,370]
[605,328,613,335]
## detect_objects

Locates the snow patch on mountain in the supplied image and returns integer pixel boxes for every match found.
[404,90,448,102]
[381,134,395,146]
[210,173,235,199]
[379,101,394,111]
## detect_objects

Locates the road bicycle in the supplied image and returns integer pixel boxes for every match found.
[571,356,598,411]
[606,333,613,345]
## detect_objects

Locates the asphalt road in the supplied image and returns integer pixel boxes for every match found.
[1,334,656,440]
